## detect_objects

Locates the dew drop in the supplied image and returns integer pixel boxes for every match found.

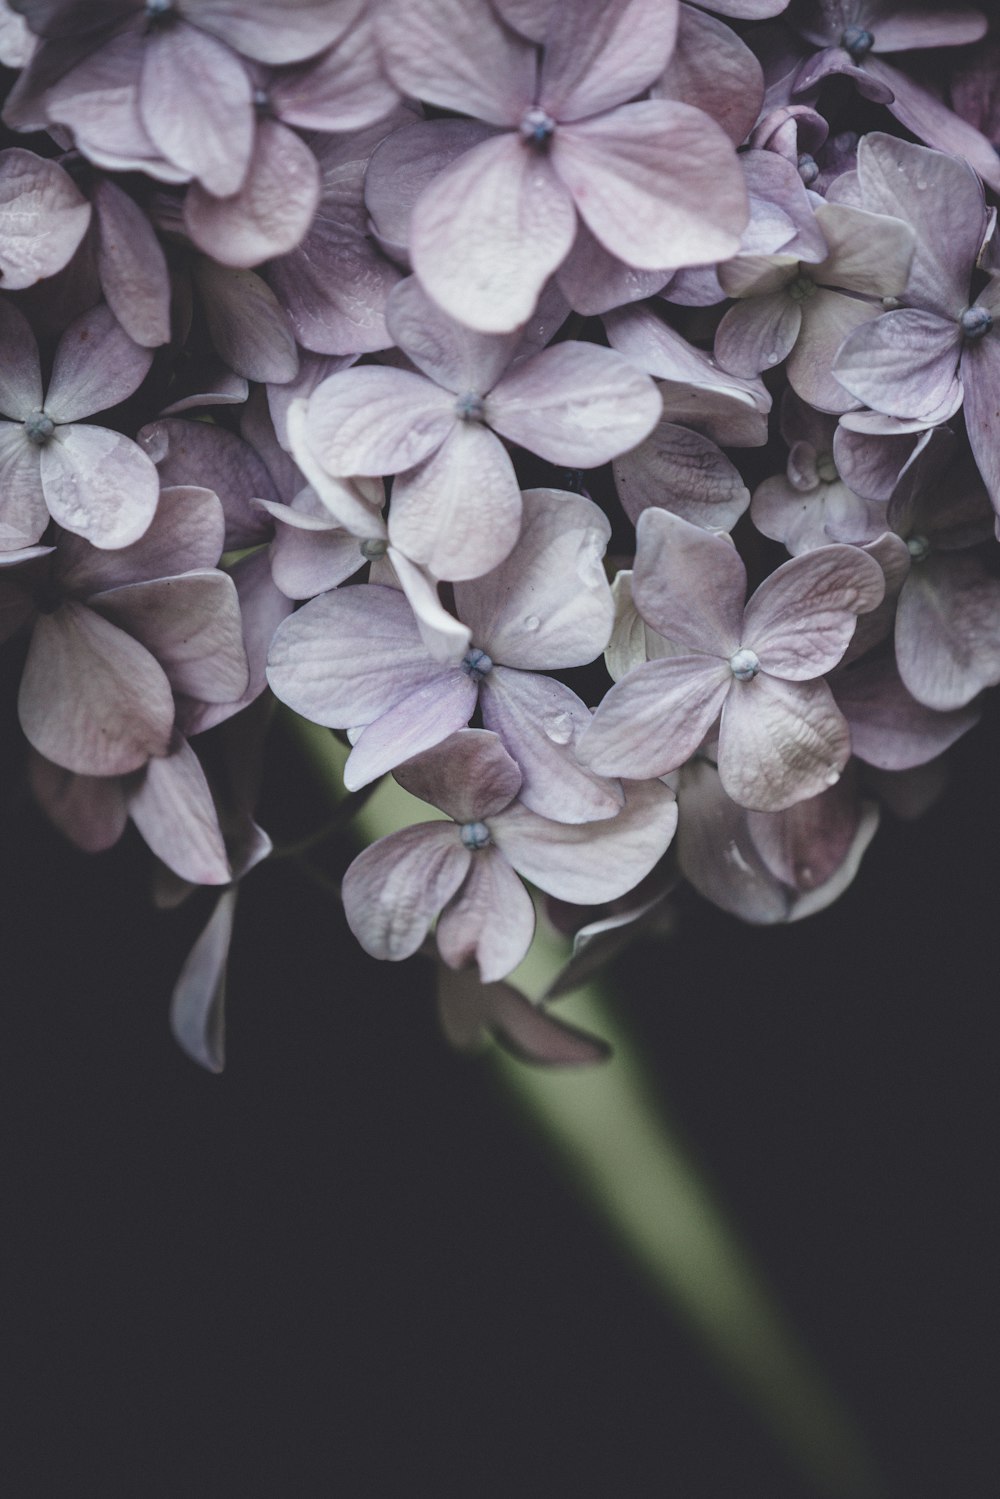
[765,350,779,365]
[543,710,574,745]
[824,769,840,787]
[523,614,540,633]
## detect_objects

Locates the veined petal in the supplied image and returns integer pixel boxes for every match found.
[436,847,536,982]
[895,553,1000,711]
[717,674,850,812]
[342,822,471,963]
[128,736,231,886]
[540,0,679,122]
[140,23,254,197]
[0,298,42,418]
[491,776,677,903]
[489,341,661,466]
[184,119,321,268]
[613,420,749,531]
[45,301,153,423]
[40,425,159,549]
[20,600,174,776]
[576,654,731,779]
[633,507,745,653]
[786,288,879,414]
[344,671,479,790]
[305,364,453,476]
[552,100,746,270]
[832,309,962,421]
[0,146,90,289]
[376,0,535,126]
[743,544,885,679]
[394,728,522,823]
[410,131,576,333]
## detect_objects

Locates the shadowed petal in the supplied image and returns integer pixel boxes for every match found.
[40,425,159,549]
[129,736,231,885]
[385,274,520,394]
[0,147,90,289]
[269,15,400,131]
[436,847,536,981]
[28,751,129,853]
[20,600,174,775]
[0,422,46,547]
[410,131,576,333]
[342,822,471,962]
[138,417,274,548]
[834,651,980,770]
[540,0,678,122]
[746,778,858,893]
[190,0,364,63]
[169,888,236,1073]
[394,728,521,823]
[364,116,495,267]
[743,545,884,679]
[614,419,750,530]
[714,290,801,379]
[786,288,879,413]
[492,776,677,903]
[194,260,299,384]
[45,302,153,422]
[655,4,761,144]
[633,507,746,653]
[57,485,226,594]
[866,58,1000,196]
[895,552,1000,711]
[717,674,849,812]
[576,653,730,778]
[481,667,624,823]
[141,24,254,196]
[960,329,1000,515]
[438,965,610,1065]
[552,100,746,270]
[93,178,170,347]
[676,758,791,924]
[0,299,42,418]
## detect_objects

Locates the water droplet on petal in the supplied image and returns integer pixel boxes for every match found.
[523,614,540,633]
[824,769,840,787]
[543,711,574,745]
[765,350,779,365]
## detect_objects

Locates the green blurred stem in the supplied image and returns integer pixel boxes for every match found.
[290,712,885,1499]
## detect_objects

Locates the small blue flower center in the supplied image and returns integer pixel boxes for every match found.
[906,533,931,563]
[520,107,556,148]
[841,26,874,59]
[797,153,819,187]
[253,87,273,118]
[729,648,761,681]
[454,392,485,422]
[460,821,491,851]
[461,648,493,683]
[360,537,387,559]
[24,410,54,446]
[960,305,993,340]
[788,275,816,303]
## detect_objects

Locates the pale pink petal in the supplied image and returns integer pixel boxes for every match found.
[388,547,473,664]
[387,421,522,583]
[265,499,364,600]
[45,302,153,422]
[552,100,747,270]
[194,259,299,384]
[895,553,1000,711]
[394,727,521,822]
[138,417,274,548]
[343,821,471,962]
[128,736,231,885]
[141,24,254,196]
[743,544,885,679]
[613,420,750,531]
[364,116,495,268]
[480,667,624,824]
[492,776,678,903]
[410,131,576,333]
[169,888,236,1074]
[0,298,42,418]
[489,341,662,465]
[19,601,174,775]
[184,119,320,268]
[455,487,613,670]
[377,0,534,125]
[576,654,731,779]
[55,485,226,594]
[654,3,762,144]
[40,425,159,549]
[786,288,879,414]
[93,178,170,348]
[714,290,801,379]
[28,751,129,854]
[867,58,1000,196]
[832,422,920,503]
[834,651,980,770]
[632,507,746,653]
[268,12,399,130]
[190,0,364,63]
[436,847,536,981]
[282,399,386,537]
[0,422,46,548]
[717,674,850,812]
[385,274,520,395]
[0,146,90,289]
[540,0,679,122]
[305,364,453,476]
[832,309,962,421]
[92,571,250,705]
[555,221,671,316]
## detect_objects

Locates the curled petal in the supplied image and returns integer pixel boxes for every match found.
[169,888,236,1074]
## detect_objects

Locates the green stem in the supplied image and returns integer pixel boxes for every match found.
[287,710,886,1499]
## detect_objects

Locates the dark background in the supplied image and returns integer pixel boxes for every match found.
[1,687,996,1499]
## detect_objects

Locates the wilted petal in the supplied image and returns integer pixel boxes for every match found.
[613,419,750,530]
[194,260,299,384]
[436,846,536,981]
[0,298,43,418]
[129,736,231,885]
[92,570,250,705]
[455,487,612,669]
[185,119,321,267]
[717,674,850,812]
[0,147,90,289]
[141,23,254,196]
[552,100,746,270]
[832,309,962,421]
[834,650,979,770]
[481,666,624,823]
[93,177,171,347]
[410,131,576,333]
[377,0,534,125]
[28,751,129,853]
[577,653,730,779]
[169,888,236,1073]
[743,545,884,679]
[714,290,801,379]
[394,727,522,823]
[540,0,678,122]
[40,425,159,549]
[45,302,153,422]
[633,506,745,652]
[342,821,471,962]
[20,600,174,775]
[489,341,661,465]
[895,552,1000,711]
[492,776,677,903]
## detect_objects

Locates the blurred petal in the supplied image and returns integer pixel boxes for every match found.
[194,260,299,384]
[129,736,231,885]
[141,23,254,196]
[169,888,236,1074]
[28,751,129,853]
[835,650,979,770]
[895,552,1000,711]
[868,58,1000,197]
[717,674,850,812]
[185,119,320,267]
[394,727,522,823]
[342,822,470,962]
[540,0,678,122]
[93,177,171,347]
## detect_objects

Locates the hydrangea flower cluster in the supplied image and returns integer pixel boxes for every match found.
[1,0,998,1068]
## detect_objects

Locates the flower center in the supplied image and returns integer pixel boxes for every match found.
[253,87,273,118]
[520,107,556,149]
[461,648,493,683]
[788,275,816,303]
[797,153,819,187]
[454,392,485,423]
[360,537,387,559]
[906,533,932,562]
[729,648,761,681]
[840,26,874,59]
[960,305,993,340]
[460,821,491,851]
[24,410,55,446]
